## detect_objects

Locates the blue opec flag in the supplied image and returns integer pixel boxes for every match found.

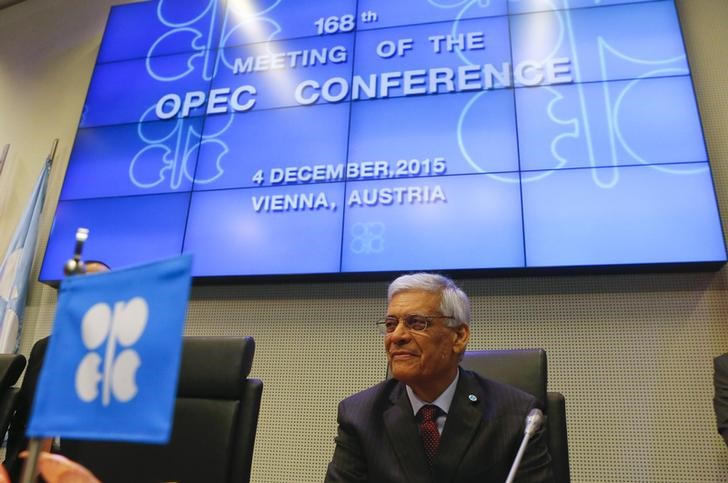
[27,255,192,443]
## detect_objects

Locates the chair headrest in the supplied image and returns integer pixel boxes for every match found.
[461,349,547,405]
[177,336,255,399]
[0,354,26,390]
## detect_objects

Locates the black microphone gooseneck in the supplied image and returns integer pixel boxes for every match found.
[63,227,89,276]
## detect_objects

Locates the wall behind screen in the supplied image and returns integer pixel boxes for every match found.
[1,1,728,482]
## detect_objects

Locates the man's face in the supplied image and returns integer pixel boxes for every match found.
[385,289,469,399]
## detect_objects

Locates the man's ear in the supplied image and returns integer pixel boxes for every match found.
[452,323,470,355]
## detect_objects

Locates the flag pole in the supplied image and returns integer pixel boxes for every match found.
[19,439,42,483]
[0,144,9,179]
[20,225,88,483]
[47,139,58,168]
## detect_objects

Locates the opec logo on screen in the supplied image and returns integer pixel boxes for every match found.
[28,255,192,444]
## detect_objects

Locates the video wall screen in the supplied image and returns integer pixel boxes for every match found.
[40,0,726,281]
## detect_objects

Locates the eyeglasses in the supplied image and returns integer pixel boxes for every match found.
[376,314,456,334]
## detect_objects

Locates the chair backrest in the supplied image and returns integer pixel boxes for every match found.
[0,354,26,440]
[3,338,47,480]
[462,349,547,405]
[0,354,26,391]
[460,349,570,483]
[62,336,263,483]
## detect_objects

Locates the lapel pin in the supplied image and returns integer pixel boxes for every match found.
[468,394,478,403]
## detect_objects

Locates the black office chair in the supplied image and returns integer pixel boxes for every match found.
[461,349,570,483]
[0,353,26,441]
[62,336,264,483]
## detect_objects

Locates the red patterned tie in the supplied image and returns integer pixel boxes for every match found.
[418,405,440,465]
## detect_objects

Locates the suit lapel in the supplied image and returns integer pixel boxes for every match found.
[384,382,433,483]
[433,370,485,482]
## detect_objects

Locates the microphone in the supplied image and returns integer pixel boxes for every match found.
[63,227,89,276]
[505,408,544,483]
[524,408,544,436]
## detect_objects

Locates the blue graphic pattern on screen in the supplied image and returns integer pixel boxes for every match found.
[522,164,725,266]
[196,103,350,191]
[516,76,708,172]
[510,2,688,84]
[183,185,345,275]
[40,195,189,281]
[97,0,227,63]
[342,174,524,272]
[61,118,206,199]
[40,0,725,281]
[81,55,212,128]
[348,91,519,175]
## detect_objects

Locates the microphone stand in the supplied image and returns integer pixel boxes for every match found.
[505,408,543,483]
[20,227,89,483]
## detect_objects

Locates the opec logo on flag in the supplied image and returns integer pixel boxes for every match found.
[76,296,149,406]
[28,255,192,444]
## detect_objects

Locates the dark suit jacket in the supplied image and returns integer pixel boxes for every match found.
[714,353,728,446]
[325,368,554,483]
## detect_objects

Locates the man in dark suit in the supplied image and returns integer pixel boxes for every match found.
[325,273,554,483]
[714,353,728,446]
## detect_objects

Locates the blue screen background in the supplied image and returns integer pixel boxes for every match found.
[39,194,189,280]
[40,0,726,281]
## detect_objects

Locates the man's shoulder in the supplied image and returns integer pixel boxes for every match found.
[339,378,402,411]
[459,368,541,411]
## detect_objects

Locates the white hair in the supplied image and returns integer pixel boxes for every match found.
[387,273,471,327]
